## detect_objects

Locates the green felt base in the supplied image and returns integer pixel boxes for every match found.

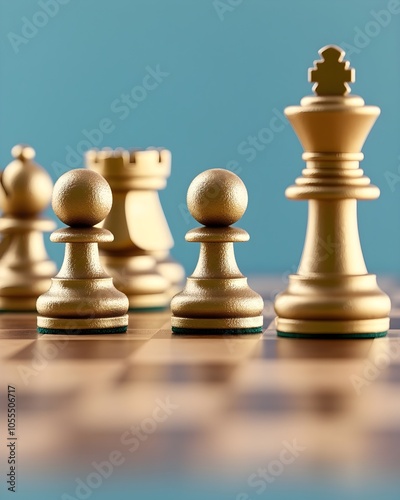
[37,326,127,335]
[277,331,388,339]
[172,326,263,335]
[129,306,167,313]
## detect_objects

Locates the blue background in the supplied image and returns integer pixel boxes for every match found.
[1,0,399,275]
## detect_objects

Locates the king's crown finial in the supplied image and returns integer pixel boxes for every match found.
[308,45,355,96]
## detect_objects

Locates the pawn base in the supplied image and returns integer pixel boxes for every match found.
[171,316,263,334]
[37,315,128,334]
[172,326,262,335]
[38,326,127,335]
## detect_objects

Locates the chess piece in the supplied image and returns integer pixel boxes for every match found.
[86,148,184,309]
[37,169,129,334]
[171,168,264,334]
[274,45,391,338]
[0,145,57,311]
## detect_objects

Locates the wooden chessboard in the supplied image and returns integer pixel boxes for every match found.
[1,276,400,499]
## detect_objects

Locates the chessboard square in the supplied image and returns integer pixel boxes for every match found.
[0,328,37,339]
[131,337,261,363]
[251,337,278,359]
[390,317,400,329]
[11,338,146,361]
[120,361,237,384]
[71,383,223,434]
[0,339,36,359]
[128,313,170,330]
[0,312,37,330]
[384,363,400,383]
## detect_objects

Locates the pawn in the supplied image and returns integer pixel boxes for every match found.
[171,169,264,334]
[37,169,129,334]
[0,145,57,311]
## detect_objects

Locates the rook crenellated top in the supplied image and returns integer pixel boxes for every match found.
[86,148,171,190]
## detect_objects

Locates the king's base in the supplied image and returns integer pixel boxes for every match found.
[37,315,128,334]
[275,317,389,339]
[171,316,263,335]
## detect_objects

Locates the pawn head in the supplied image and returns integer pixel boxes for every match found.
[187,169,248,227]
[52,169,112,227]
